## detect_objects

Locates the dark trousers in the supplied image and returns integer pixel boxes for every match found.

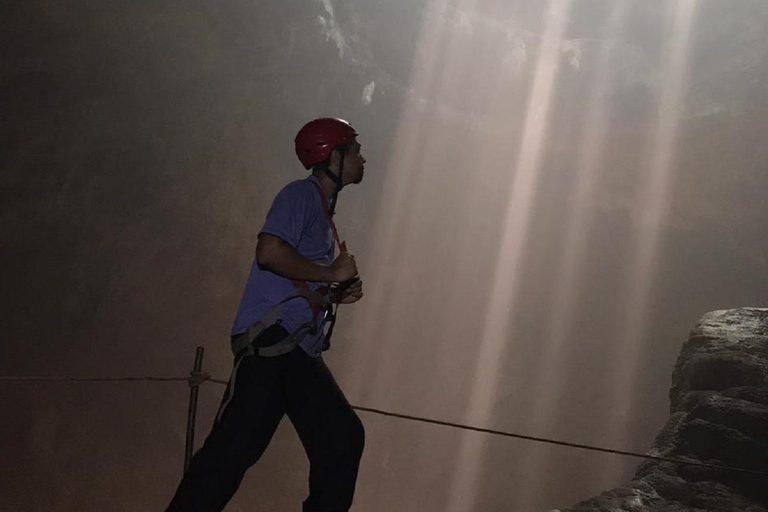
[166,326,365,512]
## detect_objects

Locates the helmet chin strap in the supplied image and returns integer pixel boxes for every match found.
[322,147,346,216]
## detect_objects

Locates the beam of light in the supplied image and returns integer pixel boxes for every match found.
[446,3,572,511]
[602,0,698,479]
[350,0,512,409]
[349,0,454,402]
[347,5,529,507]
[509,3,631,509]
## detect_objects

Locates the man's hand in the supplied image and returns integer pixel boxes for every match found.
[337,277,363,304]
[330,252,358,283]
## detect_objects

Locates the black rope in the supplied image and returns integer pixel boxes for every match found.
[2,374,767,477]
[0,374,229,387]
[349,405,768,477]
[0,375,189,383]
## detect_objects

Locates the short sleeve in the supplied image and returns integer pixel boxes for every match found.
[259,181,315,248]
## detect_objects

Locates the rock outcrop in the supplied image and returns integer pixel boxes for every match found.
[553,308,768,512]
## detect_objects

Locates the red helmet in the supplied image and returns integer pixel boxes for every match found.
[295,118,358,169]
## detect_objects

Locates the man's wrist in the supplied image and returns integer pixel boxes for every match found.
[322,265,337,283]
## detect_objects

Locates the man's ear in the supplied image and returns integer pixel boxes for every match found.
[329,147,341,168]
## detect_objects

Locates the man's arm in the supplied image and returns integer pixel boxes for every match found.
[256,233,357,283]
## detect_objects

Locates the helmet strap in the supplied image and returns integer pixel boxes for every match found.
[323,146,346,216]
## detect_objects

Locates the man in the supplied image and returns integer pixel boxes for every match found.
[166,117,367,512]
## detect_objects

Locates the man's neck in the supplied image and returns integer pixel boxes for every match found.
[312,169,341,201]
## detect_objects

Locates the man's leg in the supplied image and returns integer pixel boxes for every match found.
[285,351,365,512]
[166,328,291,512]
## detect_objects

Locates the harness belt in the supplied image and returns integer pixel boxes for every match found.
[230,286,331,358]
[217,287,332,422]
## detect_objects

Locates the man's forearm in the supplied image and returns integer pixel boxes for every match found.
[258,240,336,283]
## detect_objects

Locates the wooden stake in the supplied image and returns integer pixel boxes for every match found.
[184,346,204,474]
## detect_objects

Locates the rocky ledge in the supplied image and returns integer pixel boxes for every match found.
[553,308,768,512]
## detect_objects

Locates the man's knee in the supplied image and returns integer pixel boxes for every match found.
[329,410,365,464]
[347,412,365,460]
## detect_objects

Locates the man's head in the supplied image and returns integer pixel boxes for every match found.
[295,117,366,188]
[326,138,365,186]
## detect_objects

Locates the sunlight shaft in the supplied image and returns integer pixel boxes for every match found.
[512,3,631,508]
[447,3,573,511]
[606,0,697,469]
[529,0,629,435]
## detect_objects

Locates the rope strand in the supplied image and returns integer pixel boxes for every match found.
[349,405,768,477]
[2,373,766,477]
[0,375,189,383]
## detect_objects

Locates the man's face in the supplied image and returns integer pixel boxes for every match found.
[342,139,366,185]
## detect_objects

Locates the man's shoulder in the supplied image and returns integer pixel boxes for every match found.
[279,177,317,198]
[273,177,321,214]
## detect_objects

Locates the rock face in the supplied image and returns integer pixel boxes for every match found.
[553,308,768,512]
